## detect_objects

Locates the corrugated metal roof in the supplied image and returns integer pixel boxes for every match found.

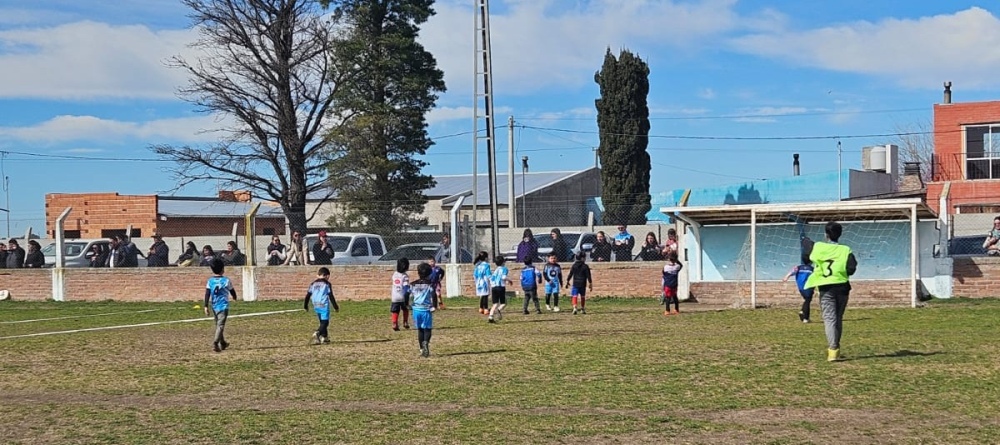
[307,168,596,205]
[157,199,284,218]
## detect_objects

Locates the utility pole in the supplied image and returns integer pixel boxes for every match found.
[837,140,843,200]
[474,0,500,256]
[507,115,515,228]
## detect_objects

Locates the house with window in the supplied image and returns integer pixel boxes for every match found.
[927,91,1000,236]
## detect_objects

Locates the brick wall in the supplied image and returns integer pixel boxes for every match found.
[930,101,1000,214]
[690,280,913,308]
[157,217,286,237]
[46,193,158,238]
[0,270,52,301]
[952,256,1000,297]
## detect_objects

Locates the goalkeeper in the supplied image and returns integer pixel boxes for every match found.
[802,222,857,362]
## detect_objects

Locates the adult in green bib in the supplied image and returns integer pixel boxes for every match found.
[802,221,858,362]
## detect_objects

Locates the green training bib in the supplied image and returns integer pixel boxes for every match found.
[804,242,851,288]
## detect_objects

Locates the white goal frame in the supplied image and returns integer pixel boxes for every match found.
[659,198,937,308]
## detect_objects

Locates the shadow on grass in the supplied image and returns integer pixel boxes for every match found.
[338,338,393,344]
[439,349,508,357]
[849,350,945,361]
[240,344,315,351]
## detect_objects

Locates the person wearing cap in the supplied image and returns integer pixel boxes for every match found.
[312,231,335,265]
[147,234,170,267]
[6,239,25,269]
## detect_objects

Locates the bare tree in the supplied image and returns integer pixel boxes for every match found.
[152,0,340,235]
[891,120,934,183]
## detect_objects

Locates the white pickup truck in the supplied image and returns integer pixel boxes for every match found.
[304,232,387,265]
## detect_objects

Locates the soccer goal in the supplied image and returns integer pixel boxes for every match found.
[660,198,937,308]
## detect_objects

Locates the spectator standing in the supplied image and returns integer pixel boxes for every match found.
[284,231,306,266]
[612,225,635,262]
[6,239,25,269]
[311,231,334,265]
[88,244,108,268]
[24,240,45,268]
[266,235,286,266]
[0,243,7,269]
[662,228,679,258]
[590,231,612,262]
[550,228,572,262]
[638,232,663,262]
[435,234,452,264]
[515,229,539,263]
[146,234,170,267]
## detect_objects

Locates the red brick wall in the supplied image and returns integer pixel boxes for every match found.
[690,280,912,308]
[952,256,1000,297]
[0,269,52,301]
[930,101,1000,214]
[157,217,286,237]
[46,193,158,238]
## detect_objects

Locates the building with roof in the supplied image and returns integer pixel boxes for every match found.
[45,192,286,238]
[306,167,602,230]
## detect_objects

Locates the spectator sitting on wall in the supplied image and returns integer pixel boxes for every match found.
[6,239,25,269]
[284,231,305,266]
[550,228,572,262]
[176,241,198,267]
[0,243,7,269]
[311,231,334,265]
[516,229,539,263]
[638,232,663,262]
[24,240,45,268]
[590,231,612,262]
[612,225,635,262]
[984,216,1000,256]
[199,245,217,267]
[220,241,247,266]
[146,234,170,267]
[266,235,286,266]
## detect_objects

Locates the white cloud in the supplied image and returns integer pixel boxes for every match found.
[0,21,196,100]
[731,7,1000,89]
[423,0,782,95]
[0,115,225,144]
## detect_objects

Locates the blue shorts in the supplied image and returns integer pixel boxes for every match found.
[544,283,560,295]
[798,288,815,300]
[571,286,586,298]
[413,310,433,330]
[315,309,330,321]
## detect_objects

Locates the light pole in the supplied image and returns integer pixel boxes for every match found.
[1,176,8,238]
[521,156,528,227]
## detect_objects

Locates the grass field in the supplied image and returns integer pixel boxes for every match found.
[1,297,999,444]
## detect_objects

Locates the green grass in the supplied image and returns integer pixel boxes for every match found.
[1,297,999,444]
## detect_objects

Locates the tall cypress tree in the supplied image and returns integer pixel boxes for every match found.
[594,48,651,225]
[323,0,445,239]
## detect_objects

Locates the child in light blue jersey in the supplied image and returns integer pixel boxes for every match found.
[473,251,492,315]
[204,258,238,353]
[304,267,340,344]
[543,253,563,312]
[411,263,438,357]
[488,256,512,323]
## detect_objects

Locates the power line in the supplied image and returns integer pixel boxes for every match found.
[516,107,928,121]
[519,124,957,141]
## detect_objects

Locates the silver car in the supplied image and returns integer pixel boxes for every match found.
[42,239,148,267]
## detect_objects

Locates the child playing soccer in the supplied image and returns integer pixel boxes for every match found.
[488,256,512,323]
[543,253,563,312]
[304,267,340,344]
[427,256,445,310]
[521,259,543,315]
[565,253,593,315]
[203,258,238,353]
[390,258,411,331]
[473,251,492,315]
[782,256,815,323]
[661,250,682,315]
[410,263,438,357]
[803,221,858,362]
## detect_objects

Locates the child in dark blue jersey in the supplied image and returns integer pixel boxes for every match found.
[783,256,815,323]
[411,263,438,357]
[427,256,446,310]
[521,259,543,315]
[304,267,340,344]
[203,258,238,352]
[542,253,563,312]
[565,253,593,315]
[661,250,682,315]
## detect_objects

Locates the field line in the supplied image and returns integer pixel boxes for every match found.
[0,309,300,340]
[0,309,178,325]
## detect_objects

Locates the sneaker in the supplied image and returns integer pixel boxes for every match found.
[536,310,543,315]
[523,310,530,315]
[488,317,495,323]
[545,304,552,311]
[212,342,221,353]
[802,319,810,324]
[421,341,430,358]
[553,306,560,313]
[321,337,330,344]
[581,309,587,315]
[312,332,320,345]
[798,312,805,322]
[403,323,410,330]
[220,341,229,350]
[827,348,841,362]
[572,307,578,315]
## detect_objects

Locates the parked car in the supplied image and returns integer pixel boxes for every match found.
[304,233,387,265]
[501,232,597,262]
[41,239,147,268]
[375,243,473,265]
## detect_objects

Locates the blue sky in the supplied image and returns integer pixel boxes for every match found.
[3,0,1000,236]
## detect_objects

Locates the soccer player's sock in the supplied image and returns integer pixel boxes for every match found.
[425,330,432,343]
[580,297,585,308]
[391,312,399,324]
[402,310,410,326]
[571,297,577,307]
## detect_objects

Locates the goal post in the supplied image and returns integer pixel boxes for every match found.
[660,198,936,309]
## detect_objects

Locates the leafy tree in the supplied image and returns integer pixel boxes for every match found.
[153,0,341,235]
[594,48,651,225]
[321,0,444,241]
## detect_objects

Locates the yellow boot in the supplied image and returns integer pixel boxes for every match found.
[827,348,841,362]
